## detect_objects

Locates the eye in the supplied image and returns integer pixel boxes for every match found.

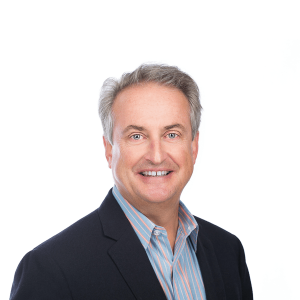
[167,133,178,139]
[131,134,142,140]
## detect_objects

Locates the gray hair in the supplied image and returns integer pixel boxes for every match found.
[98,64,201,144]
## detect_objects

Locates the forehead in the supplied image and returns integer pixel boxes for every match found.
[112,83,191,129]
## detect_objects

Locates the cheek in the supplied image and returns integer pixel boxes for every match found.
[112,145,140,173]
[173,146,195,177]
[170,144,192,164]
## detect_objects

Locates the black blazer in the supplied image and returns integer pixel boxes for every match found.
[10,189,253,300]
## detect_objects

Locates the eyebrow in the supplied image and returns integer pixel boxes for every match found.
[122,125,146,135]
[164,123,186,131]
[122,123,186,135]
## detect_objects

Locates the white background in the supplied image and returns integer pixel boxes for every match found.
[1,0,299,299]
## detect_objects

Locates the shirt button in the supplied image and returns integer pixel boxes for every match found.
[153,230,160,236]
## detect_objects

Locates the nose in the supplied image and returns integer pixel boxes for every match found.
[145,139,166,165]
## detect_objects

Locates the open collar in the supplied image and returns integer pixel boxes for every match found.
[112,185,199,253]
[98,188,227,300]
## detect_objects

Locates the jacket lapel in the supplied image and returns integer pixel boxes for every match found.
[98,189,166,300]
[99,189,227,300]
[196,226,227,300]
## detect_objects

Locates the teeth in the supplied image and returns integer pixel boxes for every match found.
[141,171,170,177]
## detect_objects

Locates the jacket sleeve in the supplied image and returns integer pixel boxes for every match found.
[10,249,73,300]
[237,239,253,300]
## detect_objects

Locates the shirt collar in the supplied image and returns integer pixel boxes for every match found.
[112,185,199,252]
[178,201,199,252]
[112,186,154,250]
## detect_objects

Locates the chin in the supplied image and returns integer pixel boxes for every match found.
[138,187,177,204]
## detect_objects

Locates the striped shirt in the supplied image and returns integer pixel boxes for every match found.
[113,186,207,300]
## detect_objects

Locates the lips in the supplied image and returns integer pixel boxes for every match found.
[140,171,172,177]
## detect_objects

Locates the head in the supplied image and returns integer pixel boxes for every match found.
[99,64,202,209]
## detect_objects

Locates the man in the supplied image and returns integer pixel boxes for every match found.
[10,64,253,299]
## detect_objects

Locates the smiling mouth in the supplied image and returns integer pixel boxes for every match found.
[140,171,172,177]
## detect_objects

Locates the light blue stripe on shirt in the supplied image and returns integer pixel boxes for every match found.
[112,185,207,300]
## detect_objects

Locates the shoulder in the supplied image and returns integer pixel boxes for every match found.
[34,209,102,256]
[15,207,109,280]
[194,216,244,257]
[195,216,238,240]
[10,209,107,299]
[15,189,119,273]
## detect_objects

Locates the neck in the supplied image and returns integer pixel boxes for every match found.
[125,194,180,253]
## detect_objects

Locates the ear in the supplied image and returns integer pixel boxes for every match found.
[103,136,112,169]
[192,131,199,165]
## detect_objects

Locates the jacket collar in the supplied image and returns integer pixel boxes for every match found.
[98,189,167,300]
[98,188,227,300]
[196,221,227,300]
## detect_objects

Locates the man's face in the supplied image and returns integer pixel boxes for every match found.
[104,82,199,208]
